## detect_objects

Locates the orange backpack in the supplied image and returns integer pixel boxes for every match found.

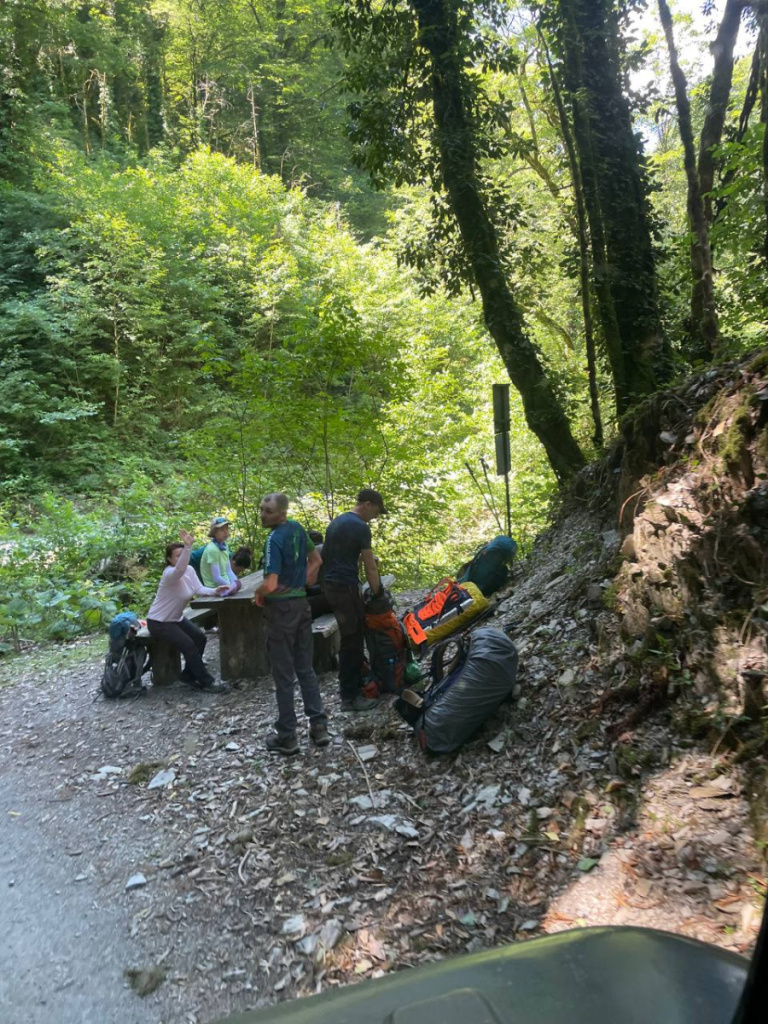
[361,608,410,699]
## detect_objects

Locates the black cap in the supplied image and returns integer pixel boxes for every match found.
[357,488,388,514]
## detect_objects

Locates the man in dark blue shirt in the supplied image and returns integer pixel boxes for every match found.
[254,492,329,754]
[322,488,386,711]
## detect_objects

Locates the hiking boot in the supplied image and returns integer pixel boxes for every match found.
[266,733,300,756]
[309,722,330,747]
[341,694,379,713]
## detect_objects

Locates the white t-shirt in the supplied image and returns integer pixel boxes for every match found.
[147,551,217,622]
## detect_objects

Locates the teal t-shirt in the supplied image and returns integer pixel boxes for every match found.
[263,521,315,600]
[200,541,230,589]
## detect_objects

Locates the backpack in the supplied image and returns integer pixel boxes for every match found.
[189,546,206,582]
[457,535,518,597]
[358,589,412,699]
[395,627,519,754]
[402,579,488,653]
[101,612,150,699]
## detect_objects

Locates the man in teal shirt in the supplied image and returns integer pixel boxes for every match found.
[254,493,328,754]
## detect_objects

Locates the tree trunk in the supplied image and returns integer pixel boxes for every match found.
[658,0,718,359]
[557,0,665,415]
[143,14,166,151]
[713,42,761,225]
[759,15,768,257]
[540,29,604,448]
[698,0,744,224]
[410,0,586,481]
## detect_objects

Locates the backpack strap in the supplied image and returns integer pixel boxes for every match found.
[403,611,428,647]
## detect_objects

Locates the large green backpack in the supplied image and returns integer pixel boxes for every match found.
[457,535,517,597]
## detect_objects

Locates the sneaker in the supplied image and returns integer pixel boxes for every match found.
[266,733,300,756]
[309,722,330,747]
[199,679,230,694]
[341,694,379,712]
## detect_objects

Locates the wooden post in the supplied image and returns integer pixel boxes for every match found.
[313,629,340,673]
[147,638,181,687]
[217,602,269,680]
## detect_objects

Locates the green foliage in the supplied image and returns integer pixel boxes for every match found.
[1,0,767,650]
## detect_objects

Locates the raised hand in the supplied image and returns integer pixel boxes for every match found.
[180,529,195,548]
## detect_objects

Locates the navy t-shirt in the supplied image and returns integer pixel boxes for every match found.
[263,520,315,600]
[322,511,372,585]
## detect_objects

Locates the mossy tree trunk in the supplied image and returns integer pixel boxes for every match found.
[541,29,604,448]
[658,0,719,360]
[758,12,768,258]
[411,0,586,480]
[697,0,745,225]
[556,0,665,415]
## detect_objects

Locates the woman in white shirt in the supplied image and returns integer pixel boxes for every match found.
[147,530,230,693]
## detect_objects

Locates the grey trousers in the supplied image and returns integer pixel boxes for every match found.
[264,598,327,739]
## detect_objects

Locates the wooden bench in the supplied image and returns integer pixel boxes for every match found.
[311,612,341,673]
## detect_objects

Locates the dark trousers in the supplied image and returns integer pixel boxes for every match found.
[264,598,327,739]
[147,617,214,686]
[307,586,333,619]
[322,582,366,701]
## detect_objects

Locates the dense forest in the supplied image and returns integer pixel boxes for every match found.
[1,0,767,646]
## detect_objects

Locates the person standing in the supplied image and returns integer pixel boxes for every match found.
[200,516,242,595]
[146,530,230,692]
[254,493,329,755]
[322,488,386,712]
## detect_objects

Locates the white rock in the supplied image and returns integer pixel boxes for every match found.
[349,791,391,811]
[356,745,378,763]
[517,786,531,806]
[368,814,418,839]
[296,934,318,955]
[474,784,501,809]
[148,769,176,790]
[225,742,240,751]
[318,919,342,953]
[282,914,306,937]
[125,873,147,891]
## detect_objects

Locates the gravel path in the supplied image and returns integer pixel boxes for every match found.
[1,513,764,1023]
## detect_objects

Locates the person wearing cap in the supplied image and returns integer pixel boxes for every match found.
[190,544,252,583]
[253,493,329,755]
[146,530,231,693]
[322,488,386,712]
[200,516,242,596]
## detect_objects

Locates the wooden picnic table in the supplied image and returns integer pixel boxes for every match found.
[191,571,396,682]
[191,570,269,680]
